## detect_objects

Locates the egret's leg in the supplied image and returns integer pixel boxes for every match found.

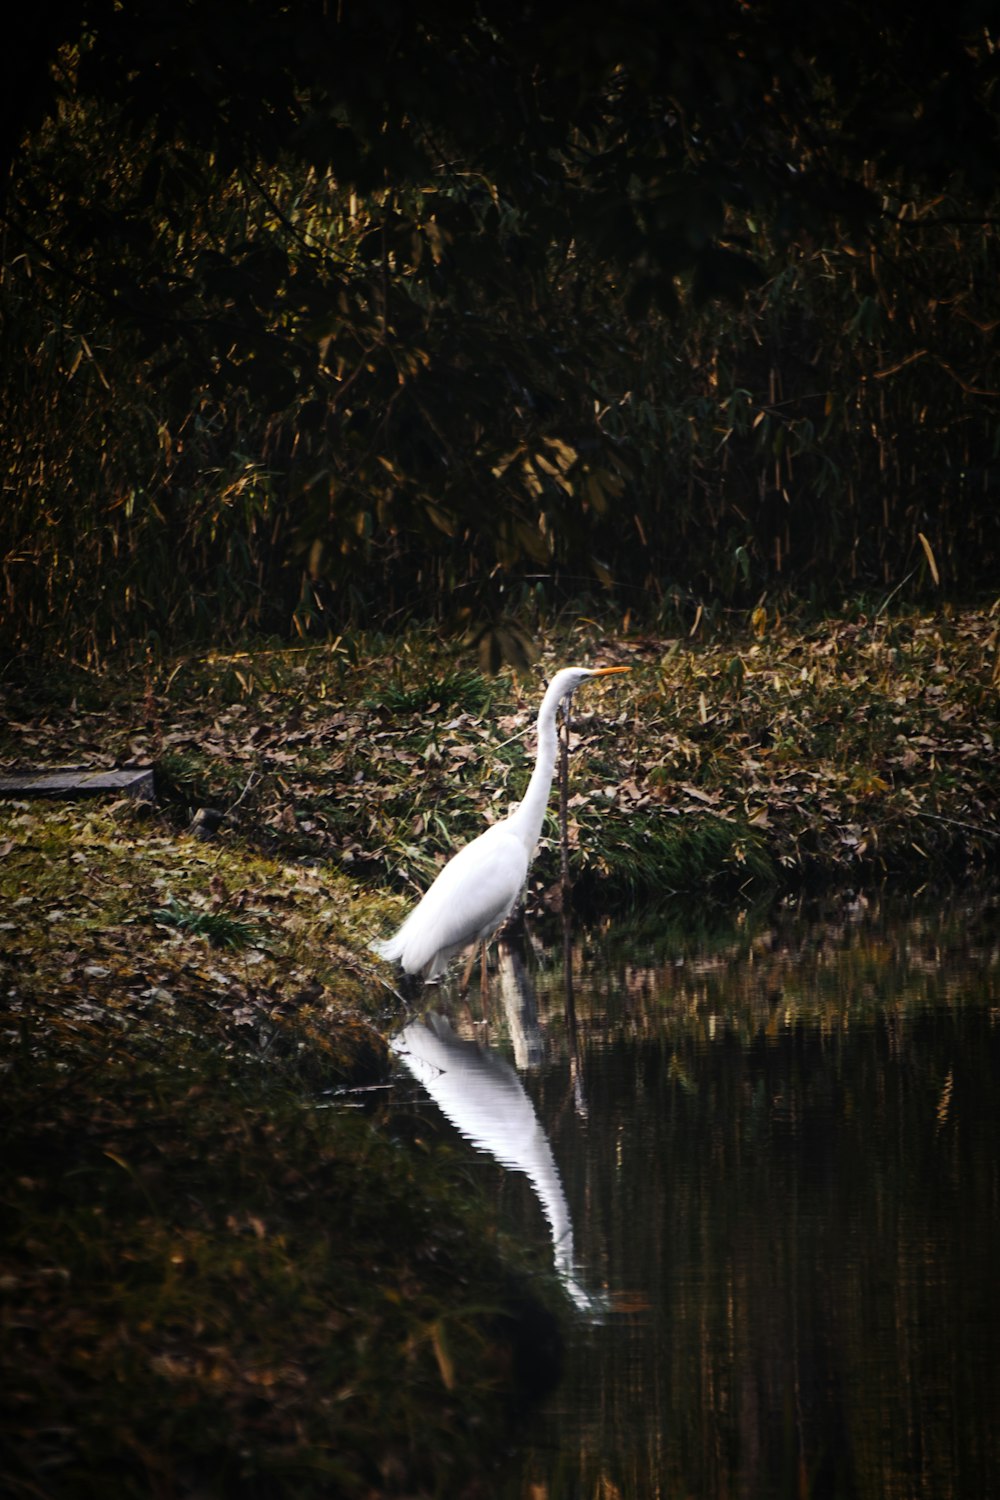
[479,941,488,1003]
[459,943,478,995]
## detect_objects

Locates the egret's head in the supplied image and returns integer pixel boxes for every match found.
[547,663,630,704]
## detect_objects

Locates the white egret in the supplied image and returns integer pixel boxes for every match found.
[371,664,629,983]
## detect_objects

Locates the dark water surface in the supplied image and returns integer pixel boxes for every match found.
[393,890,1000,1500]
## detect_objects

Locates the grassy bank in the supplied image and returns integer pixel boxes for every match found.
[1,605,998,1494]
[3,605,997,900]
[0,804,560,1497]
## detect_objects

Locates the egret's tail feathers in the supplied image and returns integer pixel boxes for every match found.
[369,932,404,963]
[369,922,453,980]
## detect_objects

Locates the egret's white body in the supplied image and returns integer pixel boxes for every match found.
[371,665,627,980]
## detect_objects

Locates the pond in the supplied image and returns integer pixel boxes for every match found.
[392,887,1000,1500]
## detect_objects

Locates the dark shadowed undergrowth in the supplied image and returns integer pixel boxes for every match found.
[0,1006,561,1499]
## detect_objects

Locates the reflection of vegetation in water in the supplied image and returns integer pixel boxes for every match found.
[499,895,1000,1500]
[523,887,1000,1042]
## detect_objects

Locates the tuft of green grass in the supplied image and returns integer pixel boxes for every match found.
[364,667,496,718]
[156,749,246,812]
[577,811,777,899]
[150,894,263,949]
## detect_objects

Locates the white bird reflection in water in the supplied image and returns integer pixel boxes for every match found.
[393,1008,605,1318]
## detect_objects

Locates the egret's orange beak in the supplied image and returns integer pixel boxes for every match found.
[592,665,630,676]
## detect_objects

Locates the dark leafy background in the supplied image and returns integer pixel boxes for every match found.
[3,2,1000,656]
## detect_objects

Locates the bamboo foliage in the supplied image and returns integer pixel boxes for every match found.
[2,12,999,657]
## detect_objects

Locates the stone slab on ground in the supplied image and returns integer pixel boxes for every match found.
[0,767,155,801]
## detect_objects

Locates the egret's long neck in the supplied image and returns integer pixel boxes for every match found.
[507,679,565,855]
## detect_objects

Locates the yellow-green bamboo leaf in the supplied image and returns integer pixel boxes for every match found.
[918,531,940,586]
[430,1322,455,1390]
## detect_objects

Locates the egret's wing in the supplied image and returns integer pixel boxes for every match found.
[380,823,528,977]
